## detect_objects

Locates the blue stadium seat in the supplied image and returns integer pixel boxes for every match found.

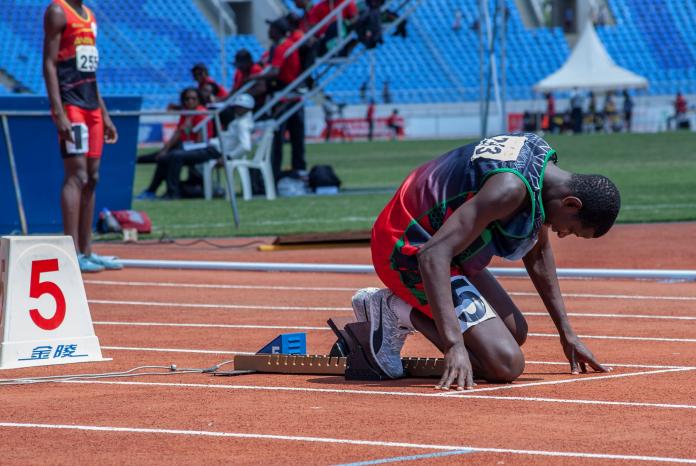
[1,0,694,103]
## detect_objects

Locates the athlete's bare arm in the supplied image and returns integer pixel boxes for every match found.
[96,88,118,144]
[43,4,73,143]
[417,172,529,390]
[523,227,609,374]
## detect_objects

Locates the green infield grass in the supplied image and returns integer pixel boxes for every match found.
[129,131,696,238]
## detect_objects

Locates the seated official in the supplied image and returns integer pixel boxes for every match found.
[136,88,214,200]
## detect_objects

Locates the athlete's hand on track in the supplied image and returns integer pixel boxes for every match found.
[436,341,475,391]
[104,118,118,144]
[561,335,611,374]
[57,115,74,143]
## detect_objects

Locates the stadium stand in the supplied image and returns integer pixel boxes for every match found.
[597,0,696,95]
[0,0,694,106]
[0,0,263,108]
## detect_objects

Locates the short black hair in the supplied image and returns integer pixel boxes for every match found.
[567,174,621,238]
[234,49,252,65]
[191,63,208,74]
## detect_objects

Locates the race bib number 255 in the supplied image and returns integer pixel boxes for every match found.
[472,135,526,162]
[76,45,99,72]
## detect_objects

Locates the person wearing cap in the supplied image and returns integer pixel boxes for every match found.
[252,17,307,184]
[192,63,228,101]
[218,93,255,161]
[251,18,301,93]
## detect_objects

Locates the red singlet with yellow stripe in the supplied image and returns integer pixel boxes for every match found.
[55,0,99,110]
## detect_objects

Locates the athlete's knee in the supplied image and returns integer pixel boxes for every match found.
[486,345,525,383]
[513,318,528,347]
[86,171,99,189]
[65,171,88,189]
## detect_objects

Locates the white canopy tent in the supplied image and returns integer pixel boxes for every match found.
[534,22,648,92]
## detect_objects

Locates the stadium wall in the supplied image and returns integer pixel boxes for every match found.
[301,95,693,140]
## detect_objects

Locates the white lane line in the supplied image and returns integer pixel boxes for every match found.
[511,291,696,301]
[97,346,696,370]
[440,368,696,396]
[89,300,348,312]
[529,333,696,343]
[525,312,696,321]
[97,345,696,370]
[102,346,253,355]
[95,322,328,330]
[57,380,696,411]
[525,360,695,370]
[1,422,695,463]
[89,300,696,322]
[85,280,696,302]
[85,280,358,292]
[93,319,696,343]
[147,216,375,228]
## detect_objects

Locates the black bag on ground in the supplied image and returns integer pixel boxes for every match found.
[308,165,341,192]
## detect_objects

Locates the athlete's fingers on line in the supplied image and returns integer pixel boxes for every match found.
[436,371,450,390]
[456,370,465,391]
[465,370,474,390]
[570,348,579,375]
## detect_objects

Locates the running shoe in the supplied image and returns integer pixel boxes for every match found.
[78,254,104,273]
[361,288,411,379]
[351,287,380,322]
[135,190,157,201]
[87,253,123,270]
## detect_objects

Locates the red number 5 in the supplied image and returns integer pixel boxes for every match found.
[29,259,66,330]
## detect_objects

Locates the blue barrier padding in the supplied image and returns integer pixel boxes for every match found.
[0,96,142,233]
[256,333,307,355]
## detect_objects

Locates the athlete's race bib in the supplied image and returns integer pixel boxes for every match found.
[472,135,526,162]
[450,276,496,332]
[65,123,89,154]
[76,45,99,72]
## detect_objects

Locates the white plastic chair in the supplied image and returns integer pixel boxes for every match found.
[225,125,276,201]
[201,158,224,200]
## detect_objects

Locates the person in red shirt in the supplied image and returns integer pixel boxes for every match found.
[192,63,228,101]
[386,108,404,141]
[136,88,214,199]
[668,92,689,130]
[308,0,358,36]
[675,92,687,116]
[545,92,555,132]
[256,18,307,183]
[307,0,359,55]
[253,18,301,93]
[366,99,375,141]
[43,0,120,272]
[232,49,266,111]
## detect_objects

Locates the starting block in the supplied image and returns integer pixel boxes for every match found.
[0,236,109,369]
[217,317,445,380]
[256,332,306,355]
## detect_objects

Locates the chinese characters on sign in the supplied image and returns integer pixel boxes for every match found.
[18,344,87,361]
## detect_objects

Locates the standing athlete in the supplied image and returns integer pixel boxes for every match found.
[43,0,120,272]
[353,133,621,390]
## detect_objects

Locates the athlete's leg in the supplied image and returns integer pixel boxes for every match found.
[408,273,526,383]
[468,268,528,345]
[62,156,88,253]
[410,308,524,383]
[78,157,100,256]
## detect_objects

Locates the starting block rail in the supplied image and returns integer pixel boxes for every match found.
[229,354,445,377]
